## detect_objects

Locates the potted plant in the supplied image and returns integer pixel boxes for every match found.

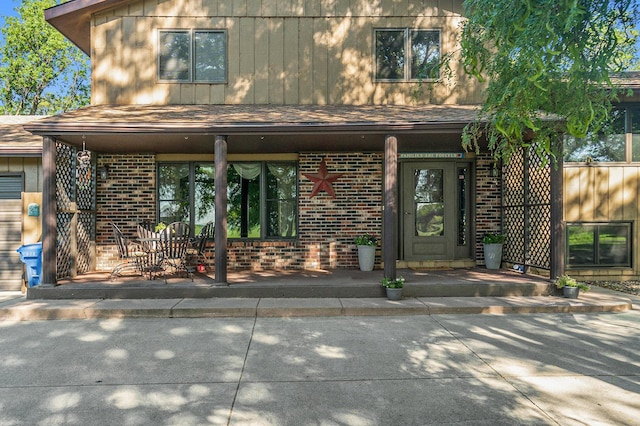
[555,274,590,299]
[381,276,404,300]
[483,233,505,270]
[354,234,377,271]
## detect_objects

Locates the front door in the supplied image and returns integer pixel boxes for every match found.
[402,162,471,260]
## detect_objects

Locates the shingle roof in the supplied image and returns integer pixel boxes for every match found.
[0,116,48,156]
[25,104,483,135]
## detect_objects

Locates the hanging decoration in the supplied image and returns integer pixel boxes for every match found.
[76,135,92,186]
[302,159,343,198]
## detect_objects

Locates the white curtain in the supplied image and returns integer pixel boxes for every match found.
[232,163,261,180]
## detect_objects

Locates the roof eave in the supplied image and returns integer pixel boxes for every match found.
[24,121,472,136]
[44,0,132,55]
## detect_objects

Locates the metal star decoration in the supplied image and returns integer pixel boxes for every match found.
[303,159,343,198]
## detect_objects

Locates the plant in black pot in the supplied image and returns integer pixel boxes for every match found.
[381,276,404,300]
[482,233,505,270]
[355,234,377,271]
[555,274,590,299]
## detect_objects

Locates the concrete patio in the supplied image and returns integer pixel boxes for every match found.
[0,268,633,320]
[27,267,555,300]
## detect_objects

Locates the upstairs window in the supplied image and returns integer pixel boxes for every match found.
[564,107,640,163]
[158,30,226,83]
[375,29,440,81]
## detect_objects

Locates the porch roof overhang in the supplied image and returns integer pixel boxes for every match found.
[24,104,483,154]
[0,116,48,157]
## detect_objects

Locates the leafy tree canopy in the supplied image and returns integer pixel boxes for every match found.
[460,0,639,164]
[0,0,90,115]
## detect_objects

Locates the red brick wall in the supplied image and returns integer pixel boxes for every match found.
[224,152,383,269]
[474,152,503,264]
[95,154,156,270]
[95,151,501,271]
[95,152,383,271]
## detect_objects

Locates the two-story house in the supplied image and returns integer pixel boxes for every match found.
[25,0,568,288]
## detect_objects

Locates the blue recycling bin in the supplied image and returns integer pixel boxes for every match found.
[17,242,43,287]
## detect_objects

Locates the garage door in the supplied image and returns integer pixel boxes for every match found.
[0,175,24,290]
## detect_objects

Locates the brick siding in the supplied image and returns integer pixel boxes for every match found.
[95,151,501,271]
[95,152,383,271]
[95,154,156,271]
[474,152,503,265]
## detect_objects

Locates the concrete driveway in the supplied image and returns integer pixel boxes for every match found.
[0,309,638,425]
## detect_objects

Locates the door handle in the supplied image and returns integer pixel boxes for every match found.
[404,211,412,215]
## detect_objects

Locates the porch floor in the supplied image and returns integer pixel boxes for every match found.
[28,267,555,300]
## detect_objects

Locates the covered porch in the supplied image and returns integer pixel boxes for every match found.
[24,104,564,294]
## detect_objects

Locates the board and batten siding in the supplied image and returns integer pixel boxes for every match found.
[564,165,640,280]
[0,158,42,193]
[91,0,482,106]
[0,159,42,290]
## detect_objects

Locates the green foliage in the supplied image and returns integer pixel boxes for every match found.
[459,0,639,165]
[355,234,378,246]
[381,276,404,288]
[482,233,506,244]
[555,274,590,291]
[0,0,90,115]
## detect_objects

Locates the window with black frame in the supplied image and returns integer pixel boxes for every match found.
[158,163,215,233]
[158,162,297,239]
[375,29,440,81]
[566,222,631,267]
[564,107,640,163]
[158,30,226,82]
[227,163,297,238]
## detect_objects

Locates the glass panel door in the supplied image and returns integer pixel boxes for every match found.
[402,161,471,260]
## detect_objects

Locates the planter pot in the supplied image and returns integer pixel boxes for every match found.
[563,286,580,299]
[483,243,503,270]
[357,245,375,271]
[385,287,402,300]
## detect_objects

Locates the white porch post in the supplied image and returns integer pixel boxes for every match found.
[214,135,228,284]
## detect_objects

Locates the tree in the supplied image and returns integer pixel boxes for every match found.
[459,0,639,164]
[0,0,90,115]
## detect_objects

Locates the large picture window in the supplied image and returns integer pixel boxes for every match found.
[375,29,440,81]
[566,222,632,267]
[158,30,226,82]
[158,162,297,239]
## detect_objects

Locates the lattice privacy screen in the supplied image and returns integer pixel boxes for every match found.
[502,148,551,270]
[55,142,96,279]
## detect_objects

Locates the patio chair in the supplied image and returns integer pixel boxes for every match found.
[110,222,146,281]
[158,221,193,282]
[136,224,164,280]
[189,221,215,270]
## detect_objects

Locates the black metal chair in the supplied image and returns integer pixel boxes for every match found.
[136,224,163,280]
[158,221,193,282]
[110,222,146,281]
[190,221,215,270]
